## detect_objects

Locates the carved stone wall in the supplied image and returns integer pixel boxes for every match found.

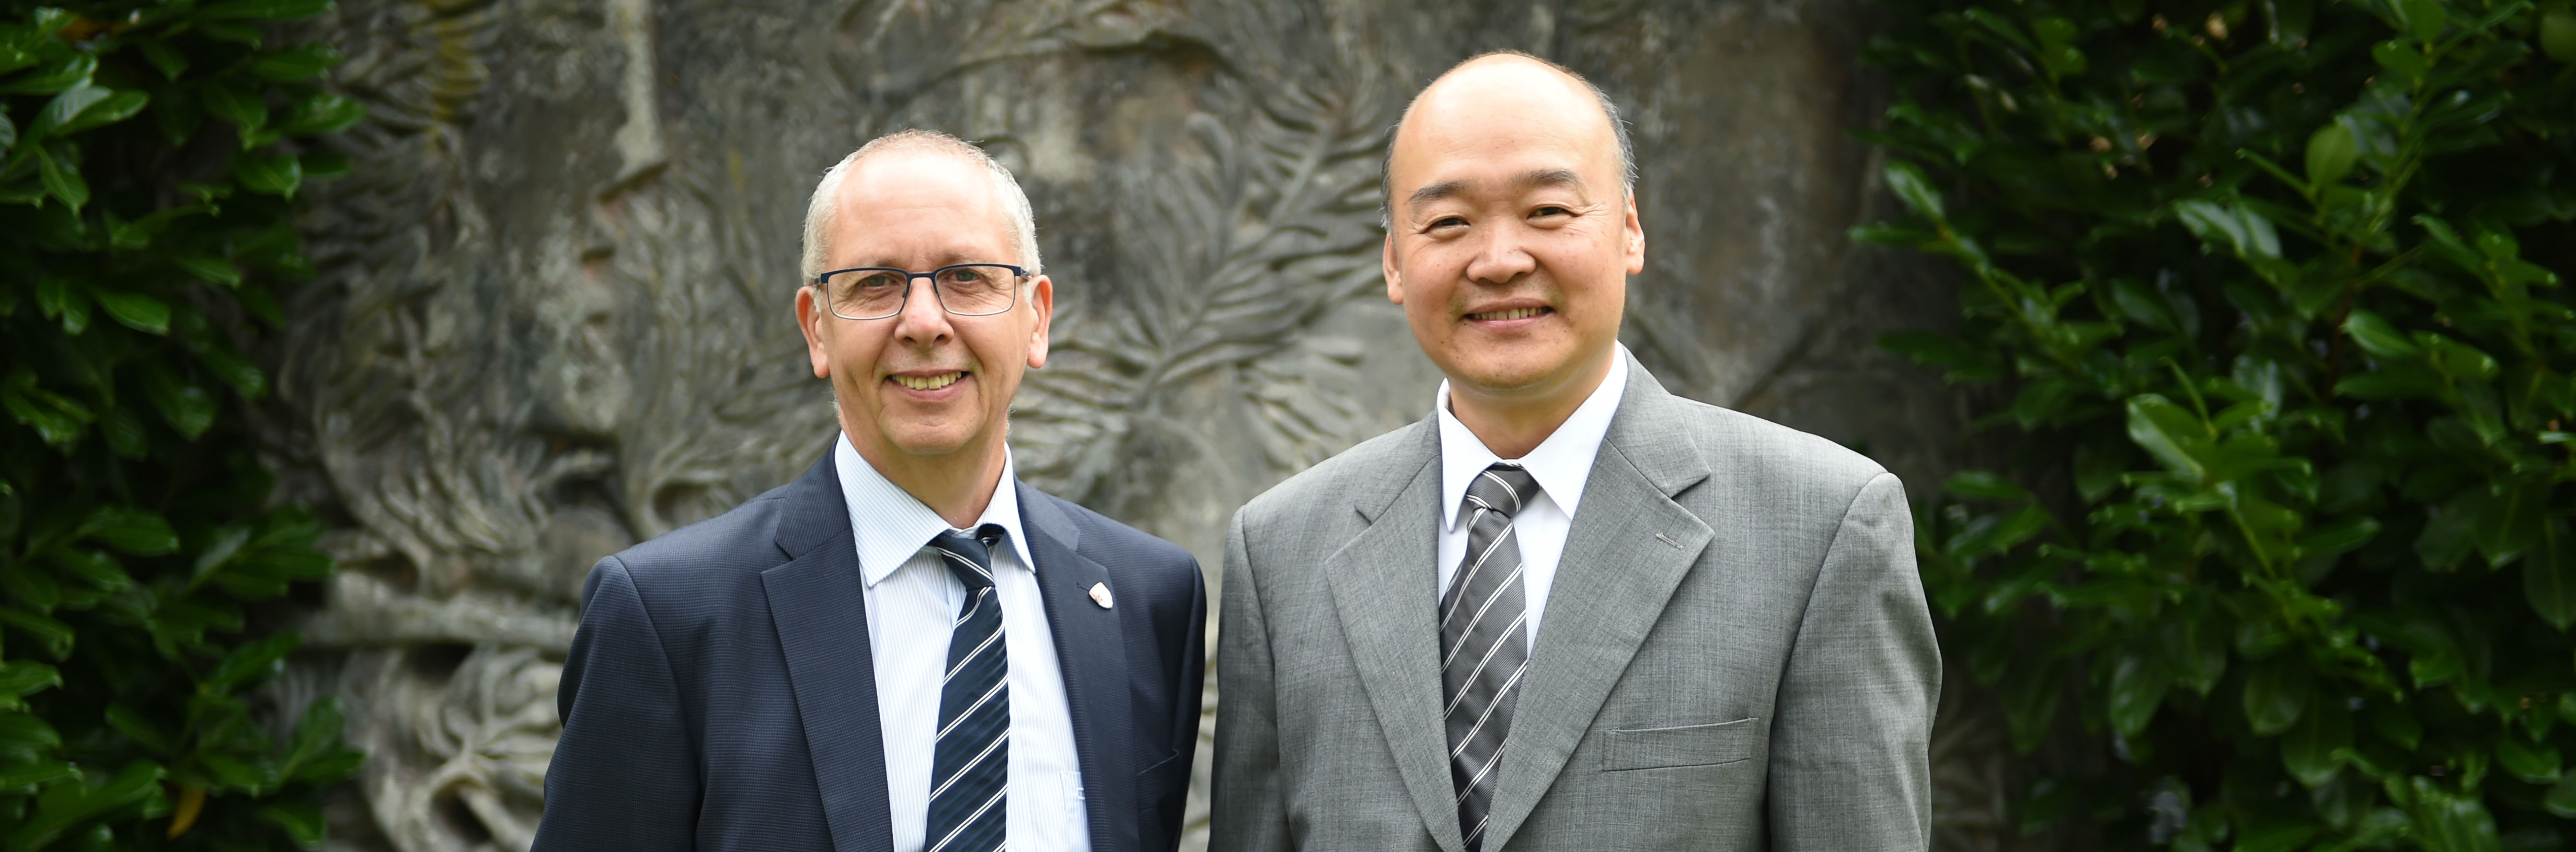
[255,1,2017,849]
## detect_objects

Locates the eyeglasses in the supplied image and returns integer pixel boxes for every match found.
[811,263,1030,320]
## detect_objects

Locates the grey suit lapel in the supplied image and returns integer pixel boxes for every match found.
[1481,359,1714,850]
[1319,421,1468,852]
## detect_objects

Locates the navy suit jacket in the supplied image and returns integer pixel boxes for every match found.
[531,454,1207,852]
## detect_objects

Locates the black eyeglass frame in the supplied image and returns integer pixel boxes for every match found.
[809,263,1032,320]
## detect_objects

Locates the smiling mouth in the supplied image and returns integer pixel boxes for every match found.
[1467,306,1550,321]
[893,372,966,390]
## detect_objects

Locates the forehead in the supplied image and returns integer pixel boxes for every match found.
[1388,60,1618,201]
[827,150,1016,261]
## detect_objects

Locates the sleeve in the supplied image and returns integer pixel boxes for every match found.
[1143,550,1209,852]
[530,557,699,852]
[1208,510,1293,852]
[1766,473,1941,851]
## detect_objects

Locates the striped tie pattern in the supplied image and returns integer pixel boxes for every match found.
[925,525,1010,852]
[1441,464,1540,852]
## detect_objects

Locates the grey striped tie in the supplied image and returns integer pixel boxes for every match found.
[1442,464,1539,852]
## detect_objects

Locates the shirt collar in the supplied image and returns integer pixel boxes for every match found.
[1435,344,1631,532]
[833,433,1036,588]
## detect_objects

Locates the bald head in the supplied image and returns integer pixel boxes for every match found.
[1383,52,1635,221]
[800,129,1042,282]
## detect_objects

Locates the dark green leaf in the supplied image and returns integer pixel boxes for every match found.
[0,661,63,700]
[2547,774,2576,818]
[89,290,169,335]
[2242,658,2312,736]
[51,89,146,136]
[251,44,341,81]
[176,254,244,287]
[1945,470,2033,501]
[77,506,180,556]
[2343,309,2421,359]
[2282,701,2351,787]
[2397,0,2448,42]
[200,0,334,19]
[34,148,87,211]
[2497,731,2561,784]
[2526,523,2576,629]
[1883,160,1943,220]
[280,93,364,136]
[0,53,95,97]
[2545,7,2576,63]
[232,149,301,197]
[2108,654,2165,735]
[139,363,217,440]
[257,801,326,845]
[199,79,267,137]
[203,630,299,692]
[2305,122,2357,188]
[0,608,75,660]
[2126,395,2210,480]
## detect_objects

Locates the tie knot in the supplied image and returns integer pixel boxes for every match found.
[1464,464,1541,519]
[927,524,1005,591]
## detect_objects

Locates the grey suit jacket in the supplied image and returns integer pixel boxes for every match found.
[1210,354,1939,851]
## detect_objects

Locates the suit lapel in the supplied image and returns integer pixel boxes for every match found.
[1320,422,1467,852]
[1480,360,1714,851]
[1018,486,1136,852]
[760,456,896,852]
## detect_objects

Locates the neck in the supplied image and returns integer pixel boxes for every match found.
[1446,346,1617,459]
[845,424,1008,529]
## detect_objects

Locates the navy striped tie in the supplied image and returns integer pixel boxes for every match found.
[925,525,1009,852]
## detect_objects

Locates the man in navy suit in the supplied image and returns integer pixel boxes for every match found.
[531,129,1206,852]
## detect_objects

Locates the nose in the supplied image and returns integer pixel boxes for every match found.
[1463,222,1537,286]
[890,277,956,348]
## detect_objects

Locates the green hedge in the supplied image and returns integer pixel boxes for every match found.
[1861,0,2576,848]
[2,0,360,848]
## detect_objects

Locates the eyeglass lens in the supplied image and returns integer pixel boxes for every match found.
[821,265,1019,319]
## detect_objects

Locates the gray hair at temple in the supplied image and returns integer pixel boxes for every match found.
[800,129,1044,282]
[1381,50,1637,226]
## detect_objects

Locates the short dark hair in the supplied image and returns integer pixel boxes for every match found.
[1381,50,1637,226]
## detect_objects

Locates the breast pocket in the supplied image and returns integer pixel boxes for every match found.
[1601,717,1762,772]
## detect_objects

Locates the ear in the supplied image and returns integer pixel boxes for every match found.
[796,285,832,378]
[1024,274,1054,370]
[1382,234,1405,305]
[1622,193,1645,275]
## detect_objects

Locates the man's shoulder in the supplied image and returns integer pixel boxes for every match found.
[1237,419,1432,531]
[601,479,801,591]
[1649,392,1896,504]
[1021,486,1198,580]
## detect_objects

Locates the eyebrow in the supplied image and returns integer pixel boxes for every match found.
[1405,168,1589,211]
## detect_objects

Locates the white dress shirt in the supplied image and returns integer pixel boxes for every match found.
[1434,347,1630,653]
[833,435,1092,852]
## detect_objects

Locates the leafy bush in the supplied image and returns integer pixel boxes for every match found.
[1859,0,2576,848]
[2,0,361,848]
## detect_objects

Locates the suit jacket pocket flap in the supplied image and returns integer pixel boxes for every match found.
[1603,717,1760,772]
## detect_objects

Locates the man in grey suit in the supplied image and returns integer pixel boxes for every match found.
[1210,52,1940,851]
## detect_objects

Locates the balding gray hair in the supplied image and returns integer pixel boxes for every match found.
[1381,51,1636,225]
[800,129,1043,282]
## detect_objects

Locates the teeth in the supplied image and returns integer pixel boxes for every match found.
[895,372,964,390]
[1471,307,1546,321]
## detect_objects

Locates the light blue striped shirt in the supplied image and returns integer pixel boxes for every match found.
[834,434,1091,852]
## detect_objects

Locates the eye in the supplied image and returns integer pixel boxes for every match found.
[1425,215,1468,232]
[1531,205,1572,218]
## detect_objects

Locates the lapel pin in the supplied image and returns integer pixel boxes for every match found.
[1088,582,1114,609]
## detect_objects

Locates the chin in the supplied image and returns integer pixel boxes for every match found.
[1447,352,1575,394]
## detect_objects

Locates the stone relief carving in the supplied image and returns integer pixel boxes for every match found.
[258,1,2005,850]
